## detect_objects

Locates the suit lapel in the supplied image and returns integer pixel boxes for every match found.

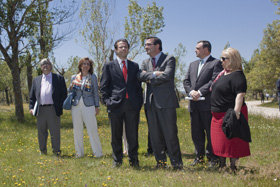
[193,60,200,79]
[37,75,43,101]
[113,59,126,82]
[51,73,56,94]
[154,53,166,70]
[197,56,213,78]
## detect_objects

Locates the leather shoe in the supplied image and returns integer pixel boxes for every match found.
[112,161,122,168]
[190,158,204,166]
[130,161,140,168]
[156,161,167,169]
[173,164,183,170]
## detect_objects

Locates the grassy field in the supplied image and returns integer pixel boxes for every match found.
[258,101,279,109]
[0,102,280,186]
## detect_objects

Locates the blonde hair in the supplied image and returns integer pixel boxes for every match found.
[222,47,242,71]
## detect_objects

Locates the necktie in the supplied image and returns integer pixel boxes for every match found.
[197,59,204,76]
[122,60,128,98]
[152,58,156,70]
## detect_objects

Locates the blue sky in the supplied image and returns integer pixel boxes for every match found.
[53,0,279,68]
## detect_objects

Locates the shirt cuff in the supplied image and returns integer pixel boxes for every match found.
[198,90,202,96]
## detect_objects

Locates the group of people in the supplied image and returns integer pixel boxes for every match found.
[29,37,251,172]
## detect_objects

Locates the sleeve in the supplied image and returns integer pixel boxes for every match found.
[150,56,176,86]
[231,72,247,94]
[183,63,192,94]
[99,63,111,105]
[138,60,154,82]
[29,78,37,110]
[60,76,67,103]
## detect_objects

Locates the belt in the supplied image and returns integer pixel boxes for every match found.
[40,104,53,107]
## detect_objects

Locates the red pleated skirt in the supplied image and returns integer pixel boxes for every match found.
[211,105,250,158]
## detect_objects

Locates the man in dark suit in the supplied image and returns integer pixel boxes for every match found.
[139,37,183,170]
[29,58,67,156]
[183,40,223,166]
[100,39,143,168]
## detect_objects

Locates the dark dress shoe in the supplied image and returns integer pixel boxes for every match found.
[208,160,218,168]
[173,163,183,170]
[190,158,204,166]
[130,161,140,168]
[53,150,61,157]
[156,161,167,169]
[112,161,122,168]
[40,150,47,155]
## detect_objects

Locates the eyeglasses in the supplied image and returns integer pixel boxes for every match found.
[144,43,155,47]
[221,57,229,61]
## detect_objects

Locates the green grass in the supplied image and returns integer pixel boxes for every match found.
[258,101,279,109]
[0,103,280,186]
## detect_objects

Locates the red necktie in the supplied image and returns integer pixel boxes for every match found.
[152,58,156,70]
[122,60,128,98]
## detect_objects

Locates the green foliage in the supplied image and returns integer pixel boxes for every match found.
[173,43,187,90]
[64,56,81,86]
[0,60,12,91]
[124,0,165,60]
[79,0,114,82]
[0,104,280,186]
[246,20,280,91]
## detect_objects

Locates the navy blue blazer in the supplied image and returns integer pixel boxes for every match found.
[29,73,67,116]
[100,59,143,111]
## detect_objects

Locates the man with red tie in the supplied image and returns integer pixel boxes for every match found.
[100,39,143,168]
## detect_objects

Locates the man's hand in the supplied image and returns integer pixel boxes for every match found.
[29,109,33,115]
[154,71,164,76]
[190,91,200,101]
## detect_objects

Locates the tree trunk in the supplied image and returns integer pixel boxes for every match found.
[10,65,24,122]
[5,87,10,105]
[26,58,33,95]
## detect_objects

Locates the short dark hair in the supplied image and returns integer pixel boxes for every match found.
[114,39,130,50]
[197,40,211,53]
[146,36,162,51]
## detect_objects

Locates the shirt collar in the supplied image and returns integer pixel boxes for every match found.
[43,72,52,79]
[117,56,127,66]
[201,55,210,63]
[151,52,162,63]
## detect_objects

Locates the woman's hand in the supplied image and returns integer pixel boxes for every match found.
[235,110,240,119]
[95,107,99,115]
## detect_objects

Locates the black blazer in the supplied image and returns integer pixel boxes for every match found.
[29,73,67,116]
[183,56,223,112]
[139,53,179,109]
[100,59,143,111]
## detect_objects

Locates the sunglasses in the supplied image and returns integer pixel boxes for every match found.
[221,57,229,61]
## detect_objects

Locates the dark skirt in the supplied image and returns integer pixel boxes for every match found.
[211,105,250,158]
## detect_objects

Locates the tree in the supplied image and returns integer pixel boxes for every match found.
[124,0,165,60]
[0,0,39,122]
[64,56,81,86]
[173,43,187,91]
[246,20,280,92]
[0,60,12,105]
[79,0,115,83]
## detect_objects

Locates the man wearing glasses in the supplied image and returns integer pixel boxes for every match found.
[29,58,67,156]
[139,37,183,170]
[183,40,223,167]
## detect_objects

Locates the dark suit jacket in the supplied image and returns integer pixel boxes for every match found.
[29,73,67,116]
[139,53,179,109]
[183,56,223,112]
[100,59,143,111]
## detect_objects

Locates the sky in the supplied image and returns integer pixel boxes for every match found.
[53,0,279,68]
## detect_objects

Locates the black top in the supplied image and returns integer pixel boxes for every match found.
[211,71,247,113]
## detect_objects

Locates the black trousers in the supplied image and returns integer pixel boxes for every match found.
[146,99,183,167]
[145,109,153,153]
[190,110,214,160]
[108,99,140,164]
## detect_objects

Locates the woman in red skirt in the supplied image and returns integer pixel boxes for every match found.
[210,48,250,171]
